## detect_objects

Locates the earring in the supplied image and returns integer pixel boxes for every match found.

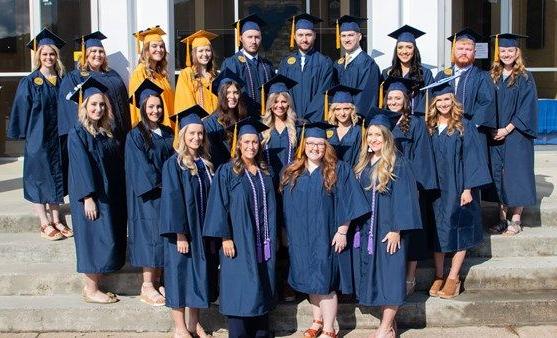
[368,146,373,153]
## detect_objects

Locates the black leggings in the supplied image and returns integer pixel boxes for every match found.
[227,314,271,338]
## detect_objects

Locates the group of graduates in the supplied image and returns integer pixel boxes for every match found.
[8,11,538,338]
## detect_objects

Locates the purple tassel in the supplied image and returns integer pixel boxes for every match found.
[367,223,375,255]
[353,229,361,248]
[264,240,271,261]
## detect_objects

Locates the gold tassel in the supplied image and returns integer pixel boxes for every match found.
[78,88,83,115]
[132,94,136,109]
[173,117,180,150]
[450,34,456,64]
[236,21,241,48]
[424,90,429,124]
[33,38,36,51]
[494,34,500,63]
[230,123,238,158]
[136,35,141,54]
[261,86,265,116]
[335,20,340,50]
[80,37,85,66]
[378,81,384,108]
[186,38,191,67]
[289,16,295,49]
[295,124,306,159]
[360,118,366,146]
[324,90,329,122]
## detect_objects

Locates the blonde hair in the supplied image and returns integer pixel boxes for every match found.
[78,47,109,72]
[139,40,168,78]
[175,124,214,176]
[280,140,338,193]
[231,134,269,176]
[490,47,528,87]
[426,93,464,136]
[33,44,65,76]
[354,125,397,193]
[78,93,114,137]
[327,102,358,126]
[261,92,297,147]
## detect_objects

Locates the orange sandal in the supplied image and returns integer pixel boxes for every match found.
[321,330,337,338]
[429,276,445,297]
[303,319,323,337]
[53,222,73,238]
[438,277,461,299]
[40,223,63,241]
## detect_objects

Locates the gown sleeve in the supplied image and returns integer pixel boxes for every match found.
[124,130,160,197]
[511,73,538,138]
[390,158,422,231]
[463,122,492,189]
[410,118,438,190]
[203,164,232,238]
[174,68,197,113]
[7,77,33,139]
[335,162,371,228]
[472,71,497,129]
[159,158,190,236]
[68,128,96,201]
[306,57,334,118]
[57,72,80,136]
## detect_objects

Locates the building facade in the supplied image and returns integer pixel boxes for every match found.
[1,0,556,155]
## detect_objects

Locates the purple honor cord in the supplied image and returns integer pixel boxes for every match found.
[245,169,271,263]
[367,183,377,255]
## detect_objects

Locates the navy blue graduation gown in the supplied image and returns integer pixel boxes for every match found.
[333,52,381,118]
[125,126,174,268]
[430,120,491,252]
[221,51,274,108]
[58,69,131,139]
[8,70,64,203]
[282,162,369,295]
[382,65,434,114]
[68,124,126,273]
[263,128,295,186]
[393,116,438,261]
[327,126,362,167]
[160,155,218,308]
[277,49,334,121]
[353,158,422,306]
[490,72,537,207]
[203,113,231,169]
[203,162,277,317]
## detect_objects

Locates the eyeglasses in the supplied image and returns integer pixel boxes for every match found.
[306,142,325,149]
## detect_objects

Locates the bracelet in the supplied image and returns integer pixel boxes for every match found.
[337,231,347,236]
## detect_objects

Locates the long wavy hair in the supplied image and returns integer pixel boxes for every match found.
[231,135,269,175]
[214,82,249,142]
[78,47,109,72]
[354,124,397,193]
[426,94,464,136]
[33,44,65,76]
[139,40,168,78]
[136,95,164,151]
[175,124,214,176]
[490,47,528,87]
[327,102,358,126]
[78,93,114,137]
[191,45,217,77]
[280,140,338,193]
[261,92,297,147]
[386,90,412,134]
[387,42,424,92]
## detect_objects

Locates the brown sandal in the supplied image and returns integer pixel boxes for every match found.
[429,276,444,297]
[53,222,73,238]
[40,223,63,241]
[303,319,323,337]
[321,331,337,338]
[438,277,461,299]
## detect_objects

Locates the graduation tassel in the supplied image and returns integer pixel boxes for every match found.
[78,88,83,114]
[186,38,191,67]
[360,118,366,146]
[424,90,429,124]
[378,81,385,108]
[295,124,306,159]
[494,34,500,63]
[80,37,86,66]
[324,90,329,122]
[450,34,456,64]
[236,21,241,48]
[335,20,340,49]
[230,123,238,158]
[33,38,36,52]
[289,16,295,49]
[173,114,180,150]
[261,86,266,116]
[135,34,141,54]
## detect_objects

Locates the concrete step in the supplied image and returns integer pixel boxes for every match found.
[0,290,555,332]
[2,227,557,265]
[1,256,556,296]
